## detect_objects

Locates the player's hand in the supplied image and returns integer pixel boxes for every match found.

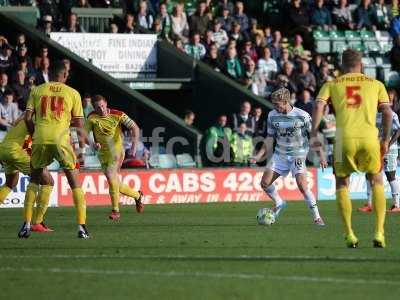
[320,157,328,171]
[94,143,101,151]
[380,140,389,156]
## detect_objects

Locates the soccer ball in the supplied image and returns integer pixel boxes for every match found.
[256,208,276,225]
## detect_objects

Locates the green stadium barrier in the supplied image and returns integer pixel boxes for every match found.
[0,5,39,26]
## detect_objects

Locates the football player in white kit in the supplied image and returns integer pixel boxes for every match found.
[252,88,326,225]
[358,102,400,213]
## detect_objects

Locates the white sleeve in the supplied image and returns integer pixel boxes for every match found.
[267,112,275,137]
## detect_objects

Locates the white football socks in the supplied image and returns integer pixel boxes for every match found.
[303,189,321,220]
[389,179,400,207]
[263,184,283,208]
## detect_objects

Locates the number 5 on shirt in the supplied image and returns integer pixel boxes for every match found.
[346,86,362,108]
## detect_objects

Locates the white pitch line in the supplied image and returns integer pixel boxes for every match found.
[0,266,398,286]
[0,254,398,262]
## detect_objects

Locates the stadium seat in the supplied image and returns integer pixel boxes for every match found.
[376,56,392,81]
[176,153,196,168]
[332,40,347,53]
[84,155,102,169]
[362,57,377,78]
[345,30,361,42]
[364,41,381,53]
[48,160,60,171]
[148,154,177,169]
[313,30,331,53]
[71,7,123,33]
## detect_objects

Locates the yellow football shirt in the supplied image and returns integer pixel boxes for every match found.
[1,118,29,147]
[26,82,83,145]
[317,73,389,139]
[85,109,134,153]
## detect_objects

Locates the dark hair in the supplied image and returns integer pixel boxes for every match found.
[49,60,67,80]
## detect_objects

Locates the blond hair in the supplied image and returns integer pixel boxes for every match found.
[271,88,290,102]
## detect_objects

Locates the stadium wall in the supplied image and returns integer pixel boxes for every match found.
[3,166,396,208]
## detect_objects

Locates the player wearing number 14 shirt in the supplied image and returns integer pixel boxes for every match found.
[252,88,325,226]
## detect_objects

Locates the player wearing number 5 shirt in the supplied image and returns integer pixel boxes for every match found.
[24,61,89,239]
[311,49,392,248]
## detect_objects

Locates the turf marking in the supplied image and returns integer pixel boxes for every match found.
[0,266,398,286]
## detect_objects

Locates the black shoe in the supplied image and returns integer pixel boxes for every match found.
[18,222,31,239]
[78,224,90,239]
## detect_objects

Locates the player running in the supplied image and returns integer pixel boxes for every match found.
[23,60,90,239]
[252,88,326,226]
[0,116,54,236]
[358,103,400,213]
[85,95,144,220]
[312,49,392,248]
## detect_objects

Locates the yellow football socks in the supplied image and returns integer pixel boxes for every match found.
[24,183,39,223]
[0,185,12,204]
[119,183,140,200]
[33,185,53,224]
[72,188,86,224]
[336,187,354,236]
[109,179,120,212]
[372,184,386,235]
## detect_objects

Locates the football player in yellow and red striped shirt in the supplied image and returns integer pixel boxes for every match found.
[312,49,392,248]
[85,95,144,220]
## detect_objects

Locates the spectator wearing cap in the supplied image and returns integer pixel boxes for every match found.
[269,30,283,61]
[11,69,30,111]
[171,3,189,43]
[223,45,243,80]
[257,46,278,82]
[0,89,19,131]
[35,57,50,85]
[374,0,391,30]
[61,12,85,32]
[124,13,138,33]
[295,88,314,116]
[0,73,9,98]
[355,0,378,30]
[37,15,54,36]
[231,101,255,136]
[217,5,235,32]
[233,1,249,33]
[311,0,333,30]
[137,0,154,30]
[0,42,13,74]
[189,1,210,37]
[287,0,310,30]
[203,43,224,72]
[34,46,49,70]
[211,19,229,49]
[294,59,317,93]
[332,0,355,30]
[184,32,206,60]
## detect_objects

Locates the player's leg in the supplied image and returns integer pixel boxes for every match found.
[367,172,386,248]
[358,174,373,212]
[0,173,19,204]
[116,155,144,213]
[32,169,54,232]
[63,168,89,238]
[385,170,400,212]
[336,176,358,247]
[104,165,121,220]
[295,172,324,226]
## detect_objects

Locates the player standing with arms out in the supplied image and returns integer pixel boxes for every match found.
[0,116,54,236]
[23,61,89,239]
[85,95,144,220]
[358,100,400,213]
[312,49,392,248]
[252,88,326,226]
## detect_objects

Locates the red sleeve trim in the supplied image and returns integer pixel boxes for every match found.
[109,109,124,116]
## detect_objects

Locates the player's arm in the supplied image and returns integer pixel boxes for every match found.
[24,88,36,135]
[121,113,140,157]
[251,136,274,164]
[71,91,87,158]
[389,128,400,147]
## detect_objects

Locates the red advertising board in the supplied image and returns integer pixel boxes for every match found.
[58,168,317,206]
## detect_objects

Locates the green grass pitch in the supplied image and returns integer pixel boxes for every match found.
[1,201,400,300]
